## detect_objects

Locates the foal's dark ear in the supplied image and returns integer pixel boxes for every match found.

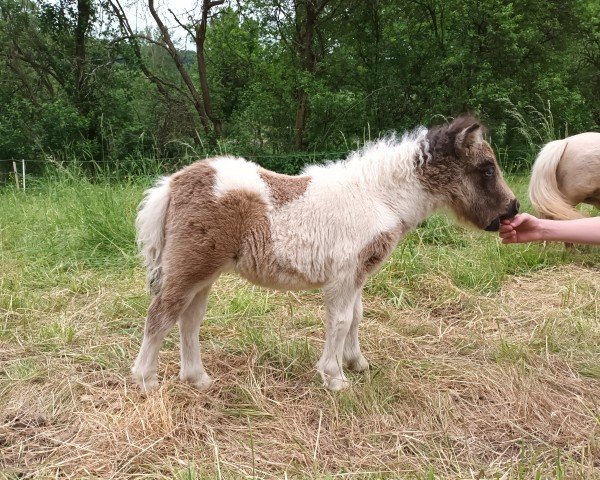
[455,123,483,152]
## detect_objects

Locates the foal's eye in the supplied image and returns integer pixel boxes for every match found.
[484,166,495,177]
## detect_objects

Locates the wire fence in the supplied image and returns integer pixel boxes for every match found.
[0,151,351,191]
[0,145,536,192]
[0,150,349,164]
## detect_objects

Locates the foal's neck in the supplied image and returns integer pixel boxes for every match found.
[345,137,442,228]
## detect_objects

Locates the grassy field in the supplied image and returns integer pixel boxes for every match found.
[1,174,599,479]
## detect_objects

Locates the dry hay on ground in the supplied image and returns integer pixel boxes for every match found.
[1,265,599,479]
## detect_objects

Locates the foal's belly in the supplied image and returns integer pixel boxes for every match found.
[235,262,325,291]
[234,241,327,291]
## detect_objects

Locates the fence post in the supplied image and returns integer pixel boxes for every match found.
[12,161,19,189]
[22,159,26,190]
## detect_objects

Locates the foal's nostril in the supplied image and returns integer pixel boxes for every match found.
[499,198,520,222]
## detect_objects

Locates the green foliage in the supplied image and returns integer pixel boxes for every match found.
[0,0,598,173]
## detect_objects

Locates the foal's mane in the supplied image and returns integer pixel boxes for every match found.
[302,127,428,183]
[301,114,485,181]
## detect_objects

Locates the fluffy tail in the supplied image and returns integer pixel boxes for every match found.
[529,139,582,220]
[136,176,171,294]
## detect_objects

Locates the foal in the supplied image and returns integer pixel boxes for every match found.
[133,114,518,392]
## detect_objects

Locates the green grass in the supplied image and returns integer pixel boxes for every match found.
[1,174,599,479]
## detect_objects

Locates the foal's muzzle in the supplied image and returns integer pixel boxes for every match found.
[484,198,520,232]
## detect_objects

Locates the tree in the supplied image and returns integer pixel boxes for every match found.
[0,0,598,168]
[109,0,224,140]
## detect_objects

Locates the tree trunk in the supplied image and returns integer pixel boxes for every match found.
[74,0,91,108]
[294,90,309,149]
[148,0,212,135]
[195,0,224,138]
[293,0,324,150]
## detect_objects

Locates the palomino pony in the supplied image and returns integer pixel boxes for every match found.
[529,132,600,220]
[133,114,519,392]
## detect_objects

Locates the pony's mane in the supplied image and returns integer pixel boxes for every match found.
[302,127,428,182]
[301,114,485,182]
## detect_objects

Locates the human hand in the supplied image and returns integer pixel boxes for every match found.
[499,213,545,244]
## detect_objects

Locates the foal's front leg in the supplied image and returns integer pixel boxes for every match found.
[317,285,360,391]
[343,294,370,372]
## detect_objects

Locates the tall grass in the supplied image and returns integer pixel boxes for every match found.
[0,175,144,272]
[501,98,568,171]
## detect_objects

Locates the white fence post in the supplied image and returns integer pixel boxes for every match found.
[12,161,19,189]
[22,159,25,190]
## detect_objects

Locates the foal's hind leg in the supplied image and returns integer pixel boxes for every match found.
[343,293,369,372]
[178,285,213,391]
[132,282,196,392]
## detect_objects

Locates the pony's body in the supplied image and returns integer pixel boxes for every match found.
[133,116,518,392]
[235,136,433,290]
[529,132,600,220]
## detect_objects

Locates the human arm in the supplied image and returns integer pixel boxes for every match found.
[499,213,600,245]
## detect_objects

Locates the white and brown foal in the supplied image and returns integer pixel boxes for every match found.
[133,114,519,392]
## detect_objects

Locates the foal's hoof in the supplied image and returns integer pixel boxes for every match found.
[323,376,350,391]
[345,355,370,372]
[181,373,213,392]
[132,371,159,393]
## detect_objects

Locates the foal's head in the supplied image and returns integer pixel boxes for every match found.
[421,114,519,231]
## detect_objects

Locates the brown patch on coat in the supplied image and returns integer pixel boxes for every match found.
[258,169,311,207]
[356,222,407,286]
[142,160,270,333]
[417,114,516,230]
[144,160,317,335]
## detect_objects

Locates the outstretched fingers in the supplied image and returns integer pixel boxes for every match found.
[509,213,525,227]
[499,221,517,243]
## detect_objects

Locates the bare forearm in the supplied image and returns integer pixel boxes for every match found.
[540,217,600,245]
